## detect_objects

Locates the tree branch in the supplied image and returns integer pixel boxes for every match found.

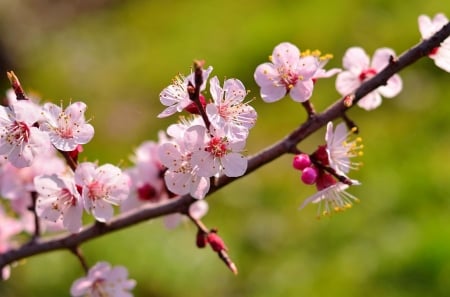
[1,21,449,272]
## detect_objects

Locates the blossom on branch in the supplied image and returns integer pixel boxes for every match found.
[418,13,450,72]
[335,47,403,110]
[254,42,319,103]
[299,175,360,218]
[40,101,94,151]
[34,174,83,233]
[325,122,363,177]
[158,66,213,118]
[206,76,257,141]
[75,162,130,222]
[0,100,49,168]
[70,261,136,297]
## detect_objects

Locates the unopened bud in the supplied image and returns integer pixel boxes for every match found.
[301,167,318,185]
[196,228,207,248]
[206,229,227,252]
[292,154,311,171]
[185,94,206,114]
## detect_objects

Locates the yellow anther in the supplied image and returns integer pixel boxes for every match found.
[301,49,311,56]
[358,152,364,157]
[351,127,358,133]
[288,84,294,89]
[356,137,362,142]
[320,53,333,60]
[269,55,273,62]
[311,49,321,57]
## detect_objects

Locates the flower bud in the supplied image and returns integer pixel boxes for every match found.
[292,154,311,170]
[206,229,228,252]
[301,167,318,185]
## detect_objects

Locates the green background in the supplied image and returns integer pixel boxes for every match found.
[1,0,450,296]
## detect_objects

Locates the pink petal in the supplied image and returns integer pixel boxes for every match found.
[357,92,382,110]
[271,42,301,68]
[343,47,370,72]
[222,153,247,177]
[335,71,360,95]
[289,80,314,102]
[378,74,402,98]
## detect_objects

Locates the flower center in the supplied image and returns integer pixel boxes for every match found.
[56,113,74,139]
[358,68,377,82]
[206,137,228,158]
[6,121,30,144]
[87,181,106,200]
[60,188,78,206]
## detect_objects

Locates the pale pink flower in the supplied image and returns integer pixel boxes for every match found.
[75,162,130,222]
[325,122,363,177]
[158,140,210,199]
[34,174,83,233]
[158,66,213,118]
[299,178,360,218]
[0,100,49,167]
[254,42,319,103]
[418,13,450,72]
[188,125,247,178]
[336,47,403,110]
[206,76,257,141]
[0,149,65,214]
[40,101,94,151]
[70,261,136,297]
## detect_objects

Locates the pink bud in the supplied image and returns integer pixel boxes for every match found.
[206,230,228,252]
[292,154,311,170]
[301,167,318,185]
[185,94,207,114]
[196,229,207,248]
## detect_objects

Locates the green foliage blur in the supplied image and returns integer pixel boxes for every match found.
[0,0,450,296]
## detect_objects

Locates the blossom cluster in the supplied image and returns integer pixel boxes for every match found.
[157,68,257,199]
[0,12,448,296]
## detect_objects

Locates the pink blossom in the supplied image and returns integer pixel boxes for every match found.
[299,175,360,218]
[158,66,213,118]
[0,149,65,215]
[254,42,319,103]
[188,125,247,178]
[335,47,403,110]
[75,162,130,222]
[325,122,363,177]
[40,101,94,151]
[34,174,83,233]
[418,13,450,72]
[0,100,49,167]
[70,261,136,297]
[206,76,257,141]
[158,140,210,199]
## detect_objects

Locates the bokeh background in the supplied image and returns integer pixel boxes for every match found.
[0,0,450,296]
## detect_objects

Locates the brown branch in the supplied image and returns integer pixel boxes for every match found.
[1,21,449,273]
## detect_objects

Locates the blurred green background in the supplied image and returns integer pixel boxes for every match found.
[0,0,450,296]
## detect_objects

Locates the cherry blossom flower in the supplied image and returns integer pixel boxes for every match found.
[254,42,319,103]
[0,148,66,215]
[158,66,213,118]
[120,141,166,213]
[206,76,257,141]
[418,13,450,72]
[75,162,130,222]
[335,47,403,110]
[325,122,363,177]
[188,125,247,178]
[34,174,83,233]
[0,100,49,168]
[70,261,136,297]
[40,101,94,151]
[158,139,210,199]
[299,173,360,218]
